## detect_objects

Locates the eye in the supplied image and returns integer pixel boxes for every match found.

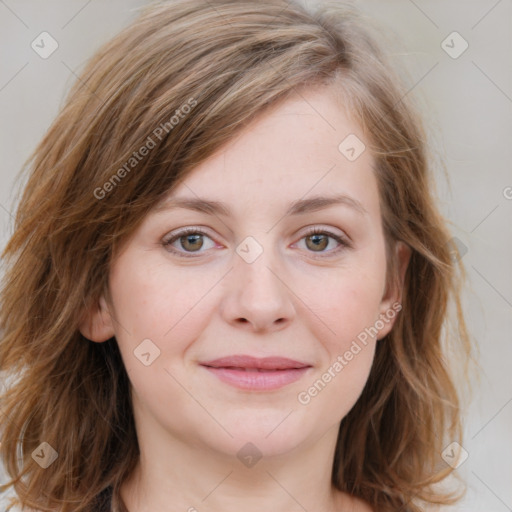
[162,226,351,259]
[163,227,216,258]
[295,227,351,258]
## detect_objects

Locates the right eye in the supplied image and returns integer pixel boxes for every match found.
[162,227,218,258]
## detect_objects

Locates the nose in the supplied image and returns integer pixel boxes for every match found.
[219,245,296,334]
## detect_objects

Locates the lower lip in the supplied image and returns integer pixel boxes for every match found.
[201,366,311,391]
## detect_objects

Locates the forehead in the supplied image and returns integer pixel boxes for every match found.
[162,86,380,220]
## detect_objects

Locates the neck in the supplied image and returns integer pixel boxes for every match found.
[119,422,349,512]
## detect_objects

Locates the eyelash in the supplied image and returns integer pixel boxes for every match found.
[162,226,351,259]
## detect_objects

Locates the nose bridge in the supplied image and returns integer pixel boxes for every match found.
[221,232,295,332]
[235,233,284,299]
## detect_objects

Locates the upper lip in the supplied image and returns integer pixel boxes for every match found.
[200,355,311,370]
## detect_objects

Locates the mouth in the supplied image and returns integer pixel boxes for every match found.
[199,355,312,391]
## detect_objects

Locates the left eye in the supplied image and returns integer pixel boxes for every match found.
[296,227,349,257]
[163,227,350,258]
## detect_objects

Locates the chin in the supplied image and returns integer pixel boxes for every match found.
[193,410,315,461]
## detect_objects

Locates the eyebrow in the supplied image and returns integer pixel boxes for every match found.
[155,193,368,217]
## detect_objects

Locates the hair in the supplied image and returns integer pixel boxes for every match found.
[0,0,474,511]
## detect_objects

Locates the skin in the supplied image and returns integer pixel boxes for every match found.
[80,85,410,512]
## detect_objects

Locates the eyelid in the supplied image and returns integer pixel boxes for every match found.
[162,225,352,258]
[162,226,216,251]
[299,224,351,243]
[294,226,352,257]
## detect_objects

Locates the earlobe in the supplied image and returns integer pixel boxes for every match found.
[78,294,116,343]
[377,241,411,340]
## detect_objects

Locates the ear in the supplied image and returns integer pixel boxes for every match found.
[78,294,116,343]
[376,241,411,340]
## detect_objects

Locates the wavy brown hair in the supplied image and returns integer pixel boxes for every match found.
[0,1,473,511]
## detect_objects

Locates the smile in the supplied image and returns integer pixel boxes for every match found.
[199,355,312,391]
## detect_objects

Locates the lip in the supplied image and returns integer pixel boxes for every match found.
[199,355,312,391]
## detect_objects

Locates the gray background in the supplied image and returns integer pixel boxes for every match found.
[1,0,511,510]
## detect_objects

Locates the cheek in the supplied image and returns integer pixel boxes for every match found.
[304,262,385,395]
[316,266,385,339]
[322,282,380,372]
[107,253,215,368]
[297,277,380,419]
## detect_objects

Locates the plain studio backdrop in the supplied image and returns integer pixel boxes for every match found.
[0,1,511,511]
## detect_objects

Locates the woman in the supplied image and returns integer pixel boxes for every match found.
[0,1,472,510]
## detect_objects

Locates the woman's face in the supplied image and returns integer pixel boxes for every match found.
[83,86,406,459]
